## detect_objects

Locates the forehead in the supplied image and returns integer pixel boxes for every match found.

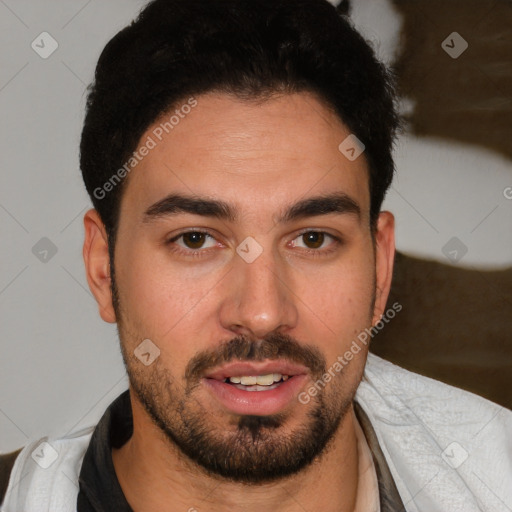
[120,91,370,222]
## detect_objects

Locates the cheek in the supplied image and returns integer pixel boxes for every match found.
[293,250,375,366]
[298,252,375,322]
[114,239,224,347]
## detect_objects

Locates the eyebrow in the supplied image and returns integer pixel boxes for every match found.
[143,191,361,224]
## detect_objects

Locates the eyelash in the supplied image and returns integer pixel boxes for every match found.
[165,229,342,258]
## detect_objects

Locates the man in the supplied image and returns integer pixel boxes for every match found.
[1,0,511,510]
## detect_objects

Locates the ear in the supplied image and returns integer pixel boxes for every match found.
[83,209,116,323]
[372,211,395,325]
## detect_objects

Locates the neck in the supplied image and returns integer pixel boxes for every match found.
[112,391,360,512]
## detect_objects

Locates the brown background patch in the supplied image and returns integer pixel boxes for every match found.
[392,0,512,160]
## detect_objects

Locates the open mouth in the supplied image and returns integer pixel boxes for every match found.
[223,373,290,391]
[202,361,309,415]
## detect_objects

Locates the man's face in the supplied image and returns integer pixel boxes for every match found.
[87,91,394,483]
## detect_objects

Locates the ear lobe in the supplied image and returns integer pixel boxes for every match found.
[83,209,116,323]
[372,211,395,325]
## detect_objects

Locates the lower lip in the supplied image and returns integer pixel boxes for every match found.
[203,375,308,416]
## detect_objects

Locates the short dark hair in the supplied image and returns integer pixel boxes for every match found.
[80,0,399,247]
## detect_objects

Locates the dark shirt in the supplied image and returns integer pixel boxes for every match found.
[77,390,405,511]
[77,391,133,511]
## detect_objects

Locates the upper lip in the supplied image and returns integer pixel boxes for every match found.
[204,360,309,381]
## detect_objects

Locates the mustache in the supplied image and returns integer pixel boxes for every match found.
[185,331,326,382]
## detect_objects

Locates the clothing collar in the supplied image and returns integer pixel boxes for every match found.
[354,401,406,511]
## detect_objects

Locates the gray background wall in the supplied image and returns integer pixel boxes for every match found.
[1,0,511,452]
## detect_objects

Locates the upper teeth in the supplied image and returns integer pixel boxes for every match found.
[228,373,289,385]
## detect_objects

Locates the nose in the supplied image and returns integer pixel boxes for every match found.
[219,246,298,340]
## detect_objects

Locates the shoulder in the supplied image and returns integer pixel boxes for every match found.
[356,353,512,511]
[1,427,95,511]
[357,353,512,445]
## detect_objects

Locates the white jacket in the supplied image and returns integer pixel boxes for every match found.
[2,353,512,511]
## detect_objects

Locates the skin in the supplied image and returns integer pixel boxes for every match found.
[83,91,395,511]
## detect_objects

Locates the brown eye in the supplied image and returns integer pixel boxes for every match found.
[166,230,218,257]
[302,231,325,249]
[182,232,208,249]
[291,231,340,255]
